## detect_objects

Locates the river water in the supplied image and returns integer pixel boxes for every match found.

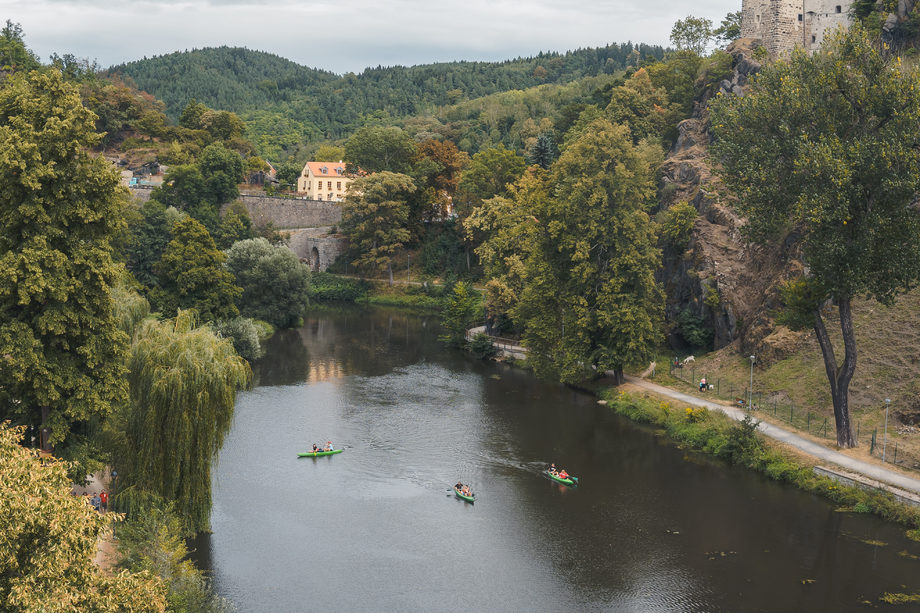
[192,307,920,612]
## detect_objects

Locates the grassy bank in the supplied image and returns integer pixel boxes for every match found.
[309,272,445,311]
[601,389,920,542]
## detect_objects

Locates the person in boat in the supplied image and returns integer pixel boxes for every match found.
[324,441,333,451]
[549,463,557,475]
[461,485,472,497]
[312,443,319,453]
[455,481,463,491]
[558,469,569,480]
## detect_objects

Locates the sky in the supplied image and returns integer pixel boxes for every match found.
[4,0,739,74]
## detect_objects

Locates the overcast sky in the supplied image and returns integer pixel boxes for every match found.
[4,0,739,74]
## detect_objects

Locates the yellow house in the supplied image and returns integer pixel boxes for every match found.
[297,161,352,201]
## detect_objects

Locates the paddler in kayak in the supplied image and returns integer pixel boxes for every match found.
[558,469,569,480]
[549,463,557,475]
[324,441,333,451]
[312,443,319,453]
[461,485,472,497]
[455,481,463,491]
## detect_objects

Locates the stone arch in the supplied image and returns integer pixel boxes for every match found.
[310,246,321,273]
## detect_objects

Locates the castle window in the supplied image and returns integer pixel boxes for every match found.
[798,13,803,21]
[836,5,842,12]
[812,35,817,43]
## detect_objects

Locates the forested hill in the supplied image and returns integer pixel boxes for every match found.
[107,43,666,146]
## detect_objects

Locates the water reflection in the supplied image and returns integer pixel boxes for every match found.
[197,306,920,612]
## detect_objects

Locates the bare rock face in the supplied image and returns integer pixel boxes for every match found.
[657,38,804,364]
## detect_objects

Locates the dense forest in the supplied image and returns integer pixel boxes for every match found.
[107,43,666,158]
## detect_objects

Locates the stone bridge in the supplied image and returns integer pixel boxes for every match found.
[130,187,348,271]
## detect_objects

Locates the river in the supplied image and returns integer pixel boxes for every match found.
[191,306,920,612]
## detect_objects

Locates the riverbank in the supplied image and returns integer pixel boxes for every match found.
[466,329,920,539]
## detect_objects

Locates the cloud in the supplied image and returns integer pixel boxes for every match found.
[2,0,740,73]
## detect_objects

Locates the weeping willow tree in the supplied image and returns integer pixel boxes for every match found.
[123,310,251,534]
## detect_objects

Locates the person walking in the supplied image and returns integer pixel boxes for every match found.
[99,490,108,513]
[90,492,101,512]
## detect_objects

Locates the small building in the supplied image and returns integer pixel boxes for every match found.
[741,0,852,57]
[297,161,352,201]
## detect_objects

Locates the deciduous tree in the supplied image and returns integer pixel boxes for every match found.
[0,70,129,450]
[514,119,663,383]
[342,172,415,285]
[151,217,241,321]
[0,423,166,611]
[344,126,416,173]
[226,238,310,329]
[710,26,920,447]
[123,311,251,534]
[669,15,713,55]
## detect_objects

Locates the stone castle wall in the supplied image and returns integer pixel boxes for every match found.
[129,187,343,230]
[741,0,851,56]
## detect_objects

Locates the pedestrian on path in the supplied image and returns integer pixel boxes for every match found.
[90,493,101,512]
[100,490,108,513]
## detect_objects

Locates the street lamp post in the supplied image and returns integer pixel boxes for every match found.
[748,355,756,409]
[883,398,891,462]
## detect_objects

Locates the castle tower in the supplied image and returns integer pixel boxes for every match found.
[741,0,852,56]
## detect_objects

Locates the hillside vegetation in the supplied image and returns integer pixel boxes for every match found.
[107,43,666,158]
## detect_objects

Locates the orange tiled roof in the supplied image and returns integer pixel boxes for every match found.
[305,161,349,177]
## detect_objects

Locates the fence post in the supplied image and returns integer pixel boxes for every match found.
[894,443,898,464]
[717,379,720,395]
[856,421,860,441]
[729,383,734,397]
[823,418,827,439]
[807,413,811,433]
[692,367,696,385]
[773,399,777,416]
[871,429,877,455]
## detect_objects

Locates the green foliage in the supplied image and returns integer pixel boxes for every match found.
[225,238,310,328]
[313,144,345,161]
[116,502,228,612]
[341,172,415,278]
[670,15,713,55]
[107,44,666,155]
[0,21,39,73]
[514,119,664,383]
[211,317,264,362]
[527,132,557,169]
[704,285,721,309]
[0,423,167,611]
[215,201,254,249]
[125,200,174,288]
[308,272,369,302]
[657,200,697,250]
[112,280,152,341]
[713,11,742,46]
[711,25,920,306]
[774,277,825,331]
[419,218,467,277]
[151,217,242,321]
[0,70,130,448]
[676,308,713,350]
[123,311,251,535]
[456,144,527,216]
[439,281,482,347]
[345,126,416,173]
[198,142,244,205]
[469,332,498,359]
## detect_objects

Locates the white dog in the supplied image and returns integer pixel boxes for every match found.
[682,355,695,365]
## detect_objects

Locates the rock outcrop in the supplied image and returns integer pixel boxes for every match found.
[657,38,806,363]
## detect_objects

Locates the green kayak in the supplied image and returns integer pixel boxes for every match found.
[546,470,577,486]
[454,487,475,503]
[297,449,343,458]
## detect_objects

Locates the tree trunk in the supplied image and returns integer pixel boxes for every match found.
[40,406,50,452]
[612,366,625,386]
[813,298,857,448]
[387,262,393,287]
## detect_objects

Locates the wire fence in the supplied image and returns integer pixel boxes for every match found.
[668,362,920,472]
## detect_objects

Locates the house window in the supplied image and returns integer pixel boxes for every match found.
[317,194,323,201]
[337,181,342,190]
[836,5,841,12]
[798,14,803,21]
[336,167,343,175]
[321,166,328,174]
[328,193,333,200]
[327,181,332,190]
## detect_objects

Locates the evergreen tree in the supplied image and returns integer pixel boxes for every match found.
[0,70,129,450]
[527,132,557,169]
[151,217,241,321]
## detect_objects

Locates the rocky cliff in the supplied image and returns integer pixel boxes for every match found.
[657,38,806,364]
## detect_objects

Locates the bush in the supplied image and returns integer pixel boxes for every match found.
[658,200,697,250]
[469,332,497,359]
[211,317,263,362]
[677,307,713,350]
[308,272,369,302]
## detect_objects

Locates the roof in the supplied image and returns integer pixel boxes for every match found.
[304,161,349,177]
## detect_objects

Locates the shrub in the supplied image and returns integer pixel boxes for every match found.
[309,272,369,302]
[470,332,497,359]
[211,317,263,362]
[658,201,698,250]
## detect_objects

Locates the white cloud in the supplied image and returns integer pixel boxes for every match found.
[2,0,740,73]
